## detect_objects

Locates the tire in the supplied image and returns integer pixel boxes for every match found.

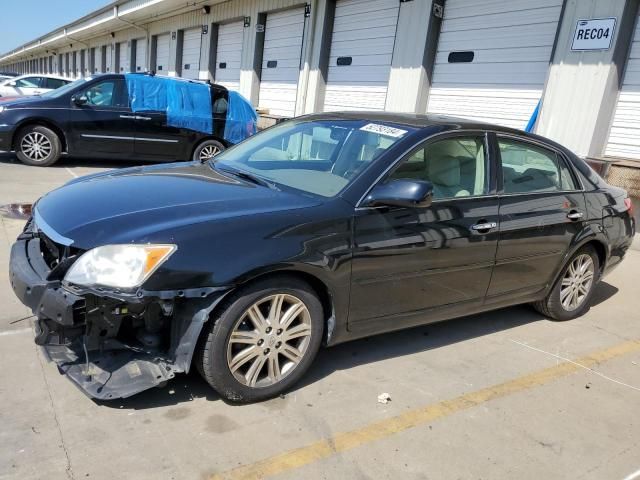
[15,125,62,167]
[533,245,600,321]
[197,275,324,403]
[192,139,225,162]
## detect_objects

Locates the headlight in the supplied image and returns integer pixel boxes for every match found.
[0,106,5,113]
[64,244,176,289]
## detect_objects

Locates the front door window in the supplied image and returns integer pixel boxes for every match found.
[388,136,488,199]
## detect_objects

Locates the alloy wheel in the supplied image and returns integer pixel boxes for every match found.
[199,144,220,161]
[21,132,52,162]
[560,254,595,311]
[226,293,312,388]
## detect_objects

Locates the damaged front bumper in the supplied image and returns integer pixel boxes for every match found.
[9,236,230,400]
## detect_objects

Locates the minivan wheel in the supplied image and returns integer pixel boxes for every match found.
[193,139,225,162]
[197,276,323,403]
[16,125,62,167]
[533,245,600,321]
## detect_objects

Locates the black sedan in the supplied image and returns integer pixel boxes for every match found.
[0,73,255,167]
[9,113,635,402]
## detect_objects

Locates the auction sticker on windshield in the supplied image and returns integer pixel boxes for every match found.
[360,123,408,138]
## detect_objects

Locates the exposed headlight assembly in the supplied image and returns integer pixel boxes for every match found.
[64,244,177,290]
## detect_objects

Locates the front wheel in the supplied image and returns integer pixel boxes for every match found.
[192,139,225,162]
[533,245,600,321]
[197,276,324,403]
[15,125,62,167]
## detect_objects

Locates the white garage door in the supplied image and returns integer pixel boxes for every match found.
[95,47,102,73]
[427,0,563,129]
[105,45,113,73]
[605,17,640,160]
[75,51,81,77]
[181,28,202,79]
[155,33,170,75]
[324,0,399,111]
[215,21,244,91]
[258,7,306,117]
[135,38,147,72]
[118,42,129,73]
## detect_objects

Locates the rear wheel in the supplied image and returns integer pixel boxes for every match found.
[533,245,600,321]
[15,125,62,167]
[192,139,225,162]
[197,276,323,403]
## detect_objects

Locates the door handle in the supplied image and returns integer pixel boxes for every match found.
[119,114,136,119]
[471,221,497,232]
[135,116,152,121]
[567,210,584,221]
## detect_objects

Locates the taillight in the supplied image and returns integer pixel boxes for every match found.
[624,197,634,216]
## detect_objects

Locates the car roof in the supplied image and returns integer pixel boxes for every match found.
[88,72,228,91]
[298,111,529,134]
[296,111,583,161]
[11,73,70,81]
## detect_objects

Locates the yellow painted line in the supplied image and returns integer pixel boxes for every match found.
[211,339,640,480]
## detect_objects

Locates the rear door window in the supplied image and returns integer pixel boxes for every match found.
[498,138,577,194]
[44,78,68,89]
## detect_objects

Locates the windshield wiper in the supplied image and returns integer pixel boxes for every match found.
[215,165,279,190]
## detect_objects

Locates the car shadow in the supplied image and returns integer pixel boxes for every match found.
[100,281,618,410]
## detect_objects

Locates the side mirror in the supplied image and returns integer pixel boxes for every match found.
[364,179,434,209]
[8,81,16,87]
[72,94,88,106]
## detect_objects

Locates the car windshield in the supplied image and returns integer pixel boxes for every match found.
[40,77,91,98]
[212,119,413,198]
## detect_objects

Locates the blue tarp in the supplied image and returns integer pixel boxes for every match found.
[126,74,213,135]
[525,100,541,133]
[124,74,257,143]
[224,90,258,144]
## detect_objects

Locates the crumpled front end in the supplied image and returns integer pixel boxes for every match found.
[9,218,229,400]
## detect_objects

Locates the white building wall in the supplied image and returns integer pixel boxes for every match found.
[537,0,636,158]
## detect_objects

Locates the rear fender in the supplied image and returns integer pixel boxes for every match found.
[542,222,608,297]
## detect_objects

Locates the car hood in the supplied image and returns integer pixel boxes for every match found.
[35,162,322,248]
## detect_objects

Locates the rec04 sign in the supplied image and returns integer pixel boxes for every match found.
[572,18,616,51]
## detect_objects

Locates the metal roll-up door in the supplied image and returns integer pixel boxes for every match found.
[135,38,147,72]
[427,0,563,129]
[118,42,129,73]
[155,33,170,75]
[605,17,640,160]
[324,0,400,111]
[105,45,113,73]
[74,51,80,77]
[181,28,202,79]
[258,7,306,117]
[215,21,244,91]
[95,47,102,73]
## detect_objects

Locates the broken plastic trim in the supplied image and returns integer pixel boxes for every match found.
[38,287,233,400]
